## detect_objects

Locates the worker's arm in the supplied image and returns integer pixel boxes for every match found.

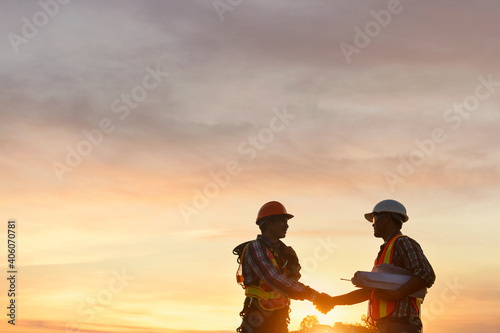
[315,288,371,314]
[245,241,319,301]
[397,237,436,288]
[373,237,435,301]
[373,275,427,301]
[331,288,372,305]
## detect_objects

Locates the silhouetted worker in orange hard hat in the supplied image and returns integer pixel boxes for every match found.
[234,201,331,333]
[316,199,436,333]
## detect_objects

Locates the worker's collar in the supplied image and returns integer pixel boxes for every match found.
[380,231,402,249]
[258,234,283,248]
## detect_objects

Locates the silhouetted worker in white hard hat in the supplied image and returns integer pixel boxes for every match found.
[234,201,331,333]
[316,199,435,333]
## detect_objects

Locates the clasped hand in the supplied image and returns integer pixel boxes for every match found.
[313,293,336,315]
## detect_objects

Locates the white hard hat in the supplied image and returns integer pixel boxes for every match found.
[365,199,409,222]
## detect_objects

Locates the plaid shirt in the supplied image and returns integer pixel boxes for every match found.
[242,235,318,301]
[376,232,436,325]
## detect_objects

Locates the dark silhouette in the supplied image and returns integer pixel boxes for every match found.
[234,201,331,333]
[315,200,435,333]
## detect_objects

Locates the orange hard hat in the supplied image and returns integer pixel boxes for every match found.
[256,201,294,224]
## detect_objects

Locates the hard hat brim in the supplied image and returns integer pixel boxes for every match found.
[364,211,409,223]
[256,213,294,225]
[364,213,374,222]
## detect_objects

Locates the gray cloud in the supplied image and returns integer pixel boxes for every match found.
[0,0,499,195]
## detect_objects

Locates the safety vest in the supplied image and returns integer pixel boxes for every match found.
[236,241,290,311]
[368,234,422,325]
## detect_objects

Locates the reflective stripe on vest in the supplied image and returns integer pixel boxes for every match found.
[245,285,283,301]
[236,241,290,311]
[369,234,403,323]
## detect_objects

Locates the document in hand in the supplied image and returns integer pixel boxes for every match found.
[351,263,427,299]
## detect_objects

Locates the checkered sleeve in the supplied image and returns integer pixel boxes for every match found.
[244,240,319,301]
[396,237,436,288]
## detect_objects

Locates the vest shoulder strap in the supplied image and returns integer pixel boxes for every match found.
[377,234,405,265]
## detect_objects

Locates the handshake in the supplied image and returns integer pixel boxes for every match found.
[313,293,337,315]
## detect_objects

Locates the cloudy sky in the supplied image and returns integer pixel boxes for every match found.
[1,0,500,332]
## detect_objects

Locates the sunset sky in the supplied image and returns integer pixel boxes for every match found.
[1,1,500,332]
